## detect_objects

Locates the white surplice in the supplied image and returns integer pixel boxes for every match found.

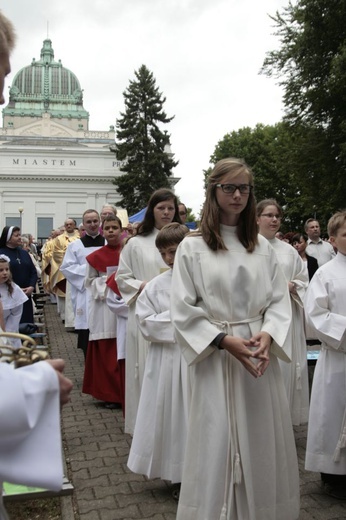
[0,362,63,517]
[60,239,102,330]
[304,252,346,475]
[84,265,117,341]
[171,227,300,520]
[106,290,128,361]
[268,237,310,425]
[116,230,167,434]
[128,269,189,483]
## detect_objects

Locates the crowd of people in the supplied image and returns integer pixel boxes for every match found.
[1,8,345,520]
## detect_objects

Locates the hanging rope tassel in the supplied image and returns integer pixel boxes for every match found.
[233,453,242,484]
[333,427,346,462]
[295,362,302,390]
[219,503,227,520]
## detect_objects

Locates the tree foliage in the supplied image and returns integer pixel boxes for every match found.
[204,123,341,232]
[260,0,346,227]
[185,206,197,223]
[113,65,178,214]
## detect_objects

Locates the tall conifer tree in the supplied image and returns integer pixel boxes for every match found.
[113,65,178,214]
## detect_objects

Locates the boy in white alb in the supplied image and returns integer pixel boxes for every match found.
[127,223,190,493]
[304,211,346,500]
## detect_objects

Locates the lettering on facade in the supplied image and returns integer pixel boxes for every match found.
[12,159,77,166]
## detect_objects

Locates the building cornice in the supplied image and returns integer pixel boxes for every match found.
[0,175,112,183]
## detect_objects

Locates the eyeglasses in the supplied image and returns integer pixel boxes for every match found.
[179,211,187,216]
[216,183,253,194]
[260,213,282,220]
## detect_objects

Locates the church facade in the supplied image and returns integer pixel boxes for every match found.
[0,38,126,241]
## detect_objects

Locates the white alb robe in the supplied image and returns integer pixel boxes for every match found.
[0,362,63,517]
[128,269,189,483]
[116,230,167,434]
[304,252,346,475]
[60,239,102,330]
[268,237,310,425]
[0,282,28,347]
[171,227,300,520]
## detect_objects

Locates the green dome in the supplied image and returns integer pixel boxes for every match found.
[4,39,89,122]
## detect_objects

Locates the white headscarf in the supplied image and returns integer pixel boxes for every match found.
[6,227,14,243]
[0,254,10,263]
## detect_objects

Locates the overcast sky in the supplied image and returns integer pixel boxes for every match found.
[3,0,288,216]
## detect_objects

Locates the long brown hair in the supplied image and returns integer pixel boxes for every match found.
[199,158,258,252]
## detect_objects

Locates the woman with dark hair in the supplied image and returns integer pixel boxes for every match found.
[171,159,299,520]
[291,233,319,281]
[0,226,37,323]
[116,188,182,434]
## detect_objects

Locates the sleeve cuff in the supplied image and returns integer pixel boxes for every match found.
[211,332,227,349]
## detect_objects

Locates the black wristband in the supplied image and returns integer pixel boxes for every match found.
[212,332,226,350]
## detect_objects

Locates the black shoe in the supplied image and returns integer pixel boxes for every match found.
[171,483,181,501]
[104,402,121,409]
[322,482,346,500]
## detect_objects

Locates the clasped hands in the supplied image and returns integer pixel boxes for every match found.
[219,331,271,378]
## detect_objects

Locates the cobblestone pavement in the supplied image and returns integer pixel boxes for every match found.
[44,303,346,520]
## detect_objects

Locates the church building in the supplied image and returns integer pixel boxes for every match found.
[0,38,125,241]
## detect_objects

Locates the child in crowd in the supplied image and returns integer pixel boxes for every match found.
[127,223,190,495]
[304,210,346,500]
[83,216,124,410]
[0,255,28,346]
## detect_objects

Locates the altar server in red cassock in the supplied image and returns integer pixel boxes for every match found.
[83,216,124,410]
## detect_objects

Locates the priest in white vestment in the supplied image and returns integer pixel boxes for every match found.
[60,210,105,359]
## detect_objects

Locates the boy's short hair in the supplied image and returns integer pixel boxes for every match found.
[155,223,189,249]
[101,215,123,229]
[327,210,346,237]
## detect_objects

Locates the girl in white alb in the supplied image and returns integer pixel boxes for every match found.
[0,254,28,347]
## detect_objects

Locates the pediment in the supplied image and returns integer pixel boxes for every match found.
[19,120,75,138]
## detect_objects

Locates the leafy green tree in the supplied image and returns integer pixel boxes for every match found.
[261,0,346,226]
[185,206,197,223]
[205,124,304,229]
[113,65,178,214]
[204,121,342,231]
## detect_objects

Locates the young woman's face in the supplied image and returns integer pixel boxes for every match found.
[153,198,176,230]
[7,230,22,248]
[293,236,306,255]
[103,221,122,245]
[0,262,10,284]
[215,172,250,226]
[257,205,282,239]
